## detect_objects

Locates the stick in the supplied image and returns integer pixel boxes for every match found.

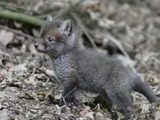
[70,12,97,49]
[0,10,44,27]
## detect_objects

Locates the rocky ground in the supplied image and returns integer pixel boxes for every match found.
[0,0,160,119]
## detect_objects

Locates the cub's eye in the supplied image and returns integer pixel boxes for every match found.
[47,37,54,42]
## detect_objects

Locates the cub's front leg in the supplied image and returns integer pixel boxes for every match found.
[58,79,81,106]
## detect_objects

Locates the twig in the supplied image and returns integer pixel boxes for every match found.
[53,0,85,19]
[0,2,36,14]
[53,113,68,120]
[0,25,36,41]
[98,29,130,59]
[53,7,69,20]
[62,86,77,106]
[64,86,77,98]
[70,12,97,49]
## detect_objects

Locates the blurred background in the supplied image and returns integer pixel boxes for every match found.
[0,0,159,119]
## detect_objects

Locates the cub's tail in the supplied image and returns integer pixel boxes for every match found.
[130,75,158,103]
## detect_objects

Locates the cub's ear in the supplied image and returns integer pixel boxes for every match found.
[59,20,72,36]
[46,15,53,22]
[40,15,53,35]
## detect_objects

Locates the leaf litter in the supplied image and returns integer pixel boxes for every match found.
[0,0,160,119]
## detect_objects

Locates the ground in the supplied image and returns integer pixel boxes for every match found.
[0,0,160,120]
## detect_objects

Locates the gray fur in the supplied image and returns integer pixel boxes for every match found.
[35,19,158,119]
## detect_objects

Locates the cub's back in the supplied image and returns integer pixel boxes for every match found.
[76,49,130,91]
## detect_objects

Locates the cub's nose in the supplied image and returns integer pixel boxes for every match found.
[34,43,39,48]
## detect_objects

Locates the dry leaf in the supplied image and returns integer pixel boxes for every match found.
[0,30,14,46]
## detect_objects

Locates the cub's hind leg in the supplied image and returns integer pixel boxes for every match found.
[104,85,133,119]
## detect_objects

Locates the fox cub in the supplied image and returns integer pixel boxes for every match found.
[34,16,158,119]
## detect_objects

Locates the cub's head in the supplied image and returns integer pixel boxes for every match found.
[34,15,76,58]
